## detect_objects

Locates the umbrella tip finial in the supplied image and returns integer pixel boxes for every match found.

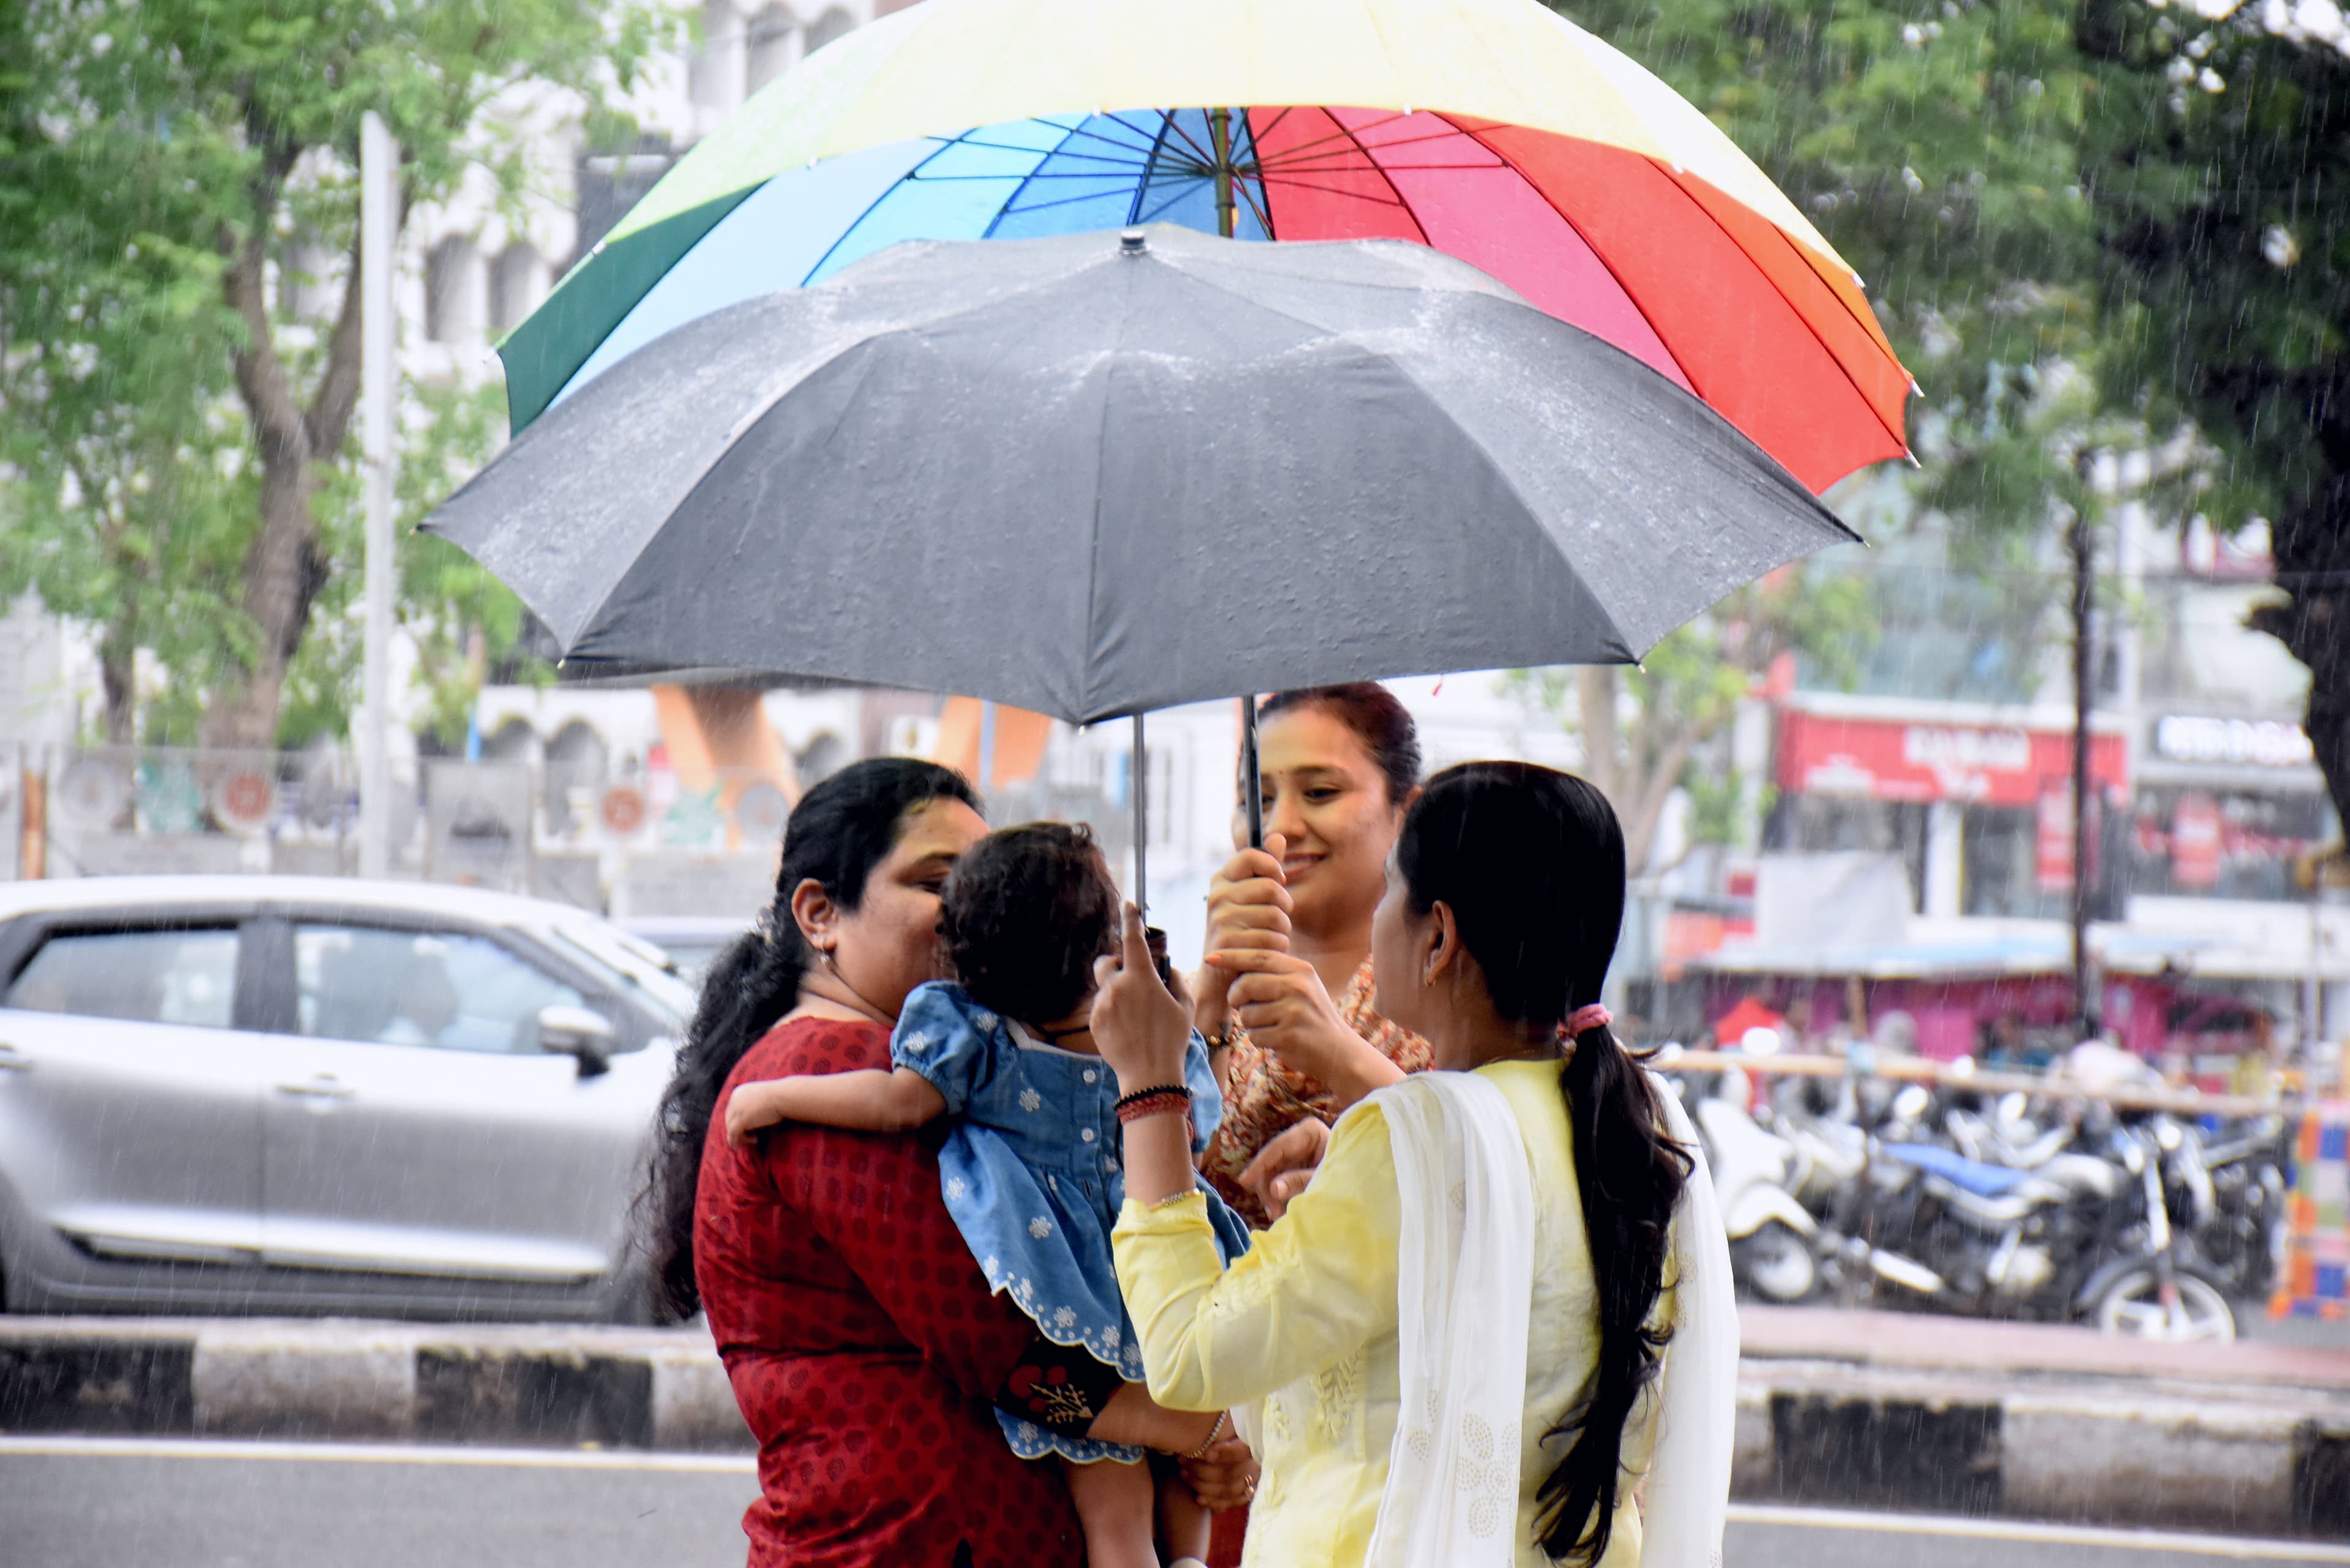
[1121,228,1147,255]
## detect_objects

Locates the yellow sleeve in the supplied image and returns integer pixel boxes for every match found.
[1112,1100,1400,1412]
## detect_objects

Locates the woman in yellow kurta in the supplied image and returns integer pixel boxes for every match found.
[1093,763,1734,1568]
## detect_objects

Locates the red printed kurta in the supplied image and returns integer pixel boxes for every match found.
[1198,956,1432,1228]
[695,1016,1084,1568]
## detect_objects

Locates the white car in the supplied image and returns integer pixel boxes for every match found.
[0,877,697,1321]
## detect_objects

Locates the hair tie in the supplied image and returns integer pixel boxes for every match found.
[1565,1003,1613,1037]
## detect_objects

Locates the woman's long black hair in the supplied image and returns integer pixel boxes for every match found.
[640,757,980,1320]
[1394,761,1690,1566]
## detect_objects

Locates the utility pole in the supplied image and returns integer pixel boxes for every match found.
[359,112,398,879]
[2070,502,2097,1041]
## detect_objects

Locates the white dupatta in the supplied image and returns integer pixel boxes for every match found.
[1361,1069,1737,1568]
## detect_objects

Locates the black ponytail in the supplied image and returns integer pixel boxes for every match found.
[1395,762,1690,1566]
[639,756,980,1320]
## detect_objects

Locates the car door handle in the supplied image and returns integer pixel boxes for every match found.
[275,1077,355,1100]
[0,1043,29,1072]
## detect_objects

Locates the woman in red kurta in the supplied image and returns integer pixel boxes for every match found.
[698,1012,1084,1565]
[646,758,1239,1567]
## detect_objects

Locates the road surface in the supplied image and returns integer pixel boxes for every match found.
[1,1438,2343,1568]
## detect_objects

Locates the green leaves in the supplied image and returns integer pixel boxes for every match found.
[0,0,671,746]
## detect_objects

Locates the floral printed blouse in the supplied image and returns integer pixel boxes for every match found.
[1198,955,1433,1228]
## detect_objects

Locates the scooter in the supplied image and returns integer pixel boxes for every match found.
[1685,1070,1821,1302]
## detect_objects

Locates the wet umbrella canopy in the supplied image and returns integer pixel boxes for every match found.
[427,225,1853,725]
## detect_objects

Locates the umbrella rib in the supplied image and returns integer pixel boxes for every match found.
[1250,109,1435,168]
[1126,112,1185,226]
[1644,154,1907,456]
[1021,183,1184,219]
[990,118,1140,237]
[801,137,970,283]
[1309,116,1431,244]
[1255,124,1504,173]
[1451,118,1701,396]
[917,141,1152,171]
[1064,113,1171,146]
[1725,180,1913,452]
[1256,174,1414,211]
[565,329,902,660]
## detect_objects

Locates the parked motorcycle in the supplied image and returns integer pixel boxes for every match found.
[1686,1070,1821,1302]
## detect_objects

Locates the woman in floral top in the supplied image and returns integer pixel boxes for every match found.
[1193,684,1433,1228]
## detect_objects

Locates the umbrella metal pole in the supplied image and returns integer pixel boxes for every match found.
[1240,695,1264,849]
[1211,107,1236,239]
[1131,712,1147,913]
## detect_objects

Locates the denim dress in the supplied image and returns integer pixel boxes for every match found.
[892,981,1251,1465]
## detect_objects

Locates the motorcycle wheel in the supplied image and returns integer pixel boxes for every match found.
[1733,1222,1817,1303]
[2092,1265,2236,1343]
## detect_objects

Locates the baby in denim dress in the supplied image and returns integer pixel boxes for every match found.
[725,822,1249,1568]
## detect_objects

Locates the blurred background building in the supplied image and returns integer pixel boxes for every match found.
[0,0,2338,1094]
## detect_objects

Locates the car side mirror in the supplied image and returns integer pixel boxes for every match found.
[539,1005,616,1078]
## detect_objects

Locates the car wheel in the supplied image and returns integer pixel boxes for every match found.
[1733,1221,1817,1303]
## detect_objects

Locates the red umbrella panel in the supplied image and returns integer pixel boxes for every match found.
[1244,107,1911,493]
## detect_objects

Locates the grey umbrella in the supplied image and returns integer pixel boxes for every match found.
[426,225,1856,889]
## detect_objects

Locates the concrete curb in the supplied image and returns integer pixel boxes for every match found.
[0,1321,744,1452]
[3,1316,2346,1538]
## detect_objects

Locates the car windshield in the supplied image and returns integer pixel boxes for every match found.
[549,920,696,1029]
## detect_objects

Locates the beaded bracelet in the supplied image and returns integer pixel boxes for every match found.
[1182,1409,1232,1460]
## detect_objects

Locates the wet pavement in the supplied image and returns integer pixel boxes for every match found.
[2,1438,2344,1568]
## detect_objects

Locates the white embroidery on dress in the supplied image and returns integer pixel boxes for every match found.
[1029,1216,1053,1239]
[1020,1088,1043,1113]
[944,1177,968,1200]
[1455,1412,1520,1540]
[1054,1307,1076,1328]
[900,1031,932,1056]
[1402,1384,1439,1465]
[972,1010,999,1032]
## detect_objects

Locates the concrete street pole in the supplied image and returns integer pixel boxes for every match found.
[2070,503,2097,1042]
[359,111,397,879]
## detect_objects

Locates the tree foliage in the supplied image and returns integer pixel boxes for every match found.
[0,0,665,749]
[1561,0,2350,827]
[1512,569,1876,872]
[2075,0,2350,811]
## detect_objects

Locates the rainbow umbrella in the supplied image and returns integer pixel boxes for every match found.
[502,0,1912,494]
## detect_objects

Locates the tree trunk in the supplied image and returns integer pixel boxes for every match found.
[201,198,367,752]
[99,626,136,746]
[1577,665,1696,875]
[1577,667,1620,800]
[2251,471,2350,841]
[201,454,329,750]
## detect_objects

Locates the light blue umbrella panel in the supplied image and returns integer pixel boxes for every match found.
[556,110,1269,413]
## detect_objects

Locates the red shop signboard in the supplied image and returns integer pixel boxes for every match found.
[1777,709,2128,808]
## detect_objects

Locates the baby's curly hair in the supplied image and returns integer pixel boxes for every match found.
[939,822,1121,1028]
